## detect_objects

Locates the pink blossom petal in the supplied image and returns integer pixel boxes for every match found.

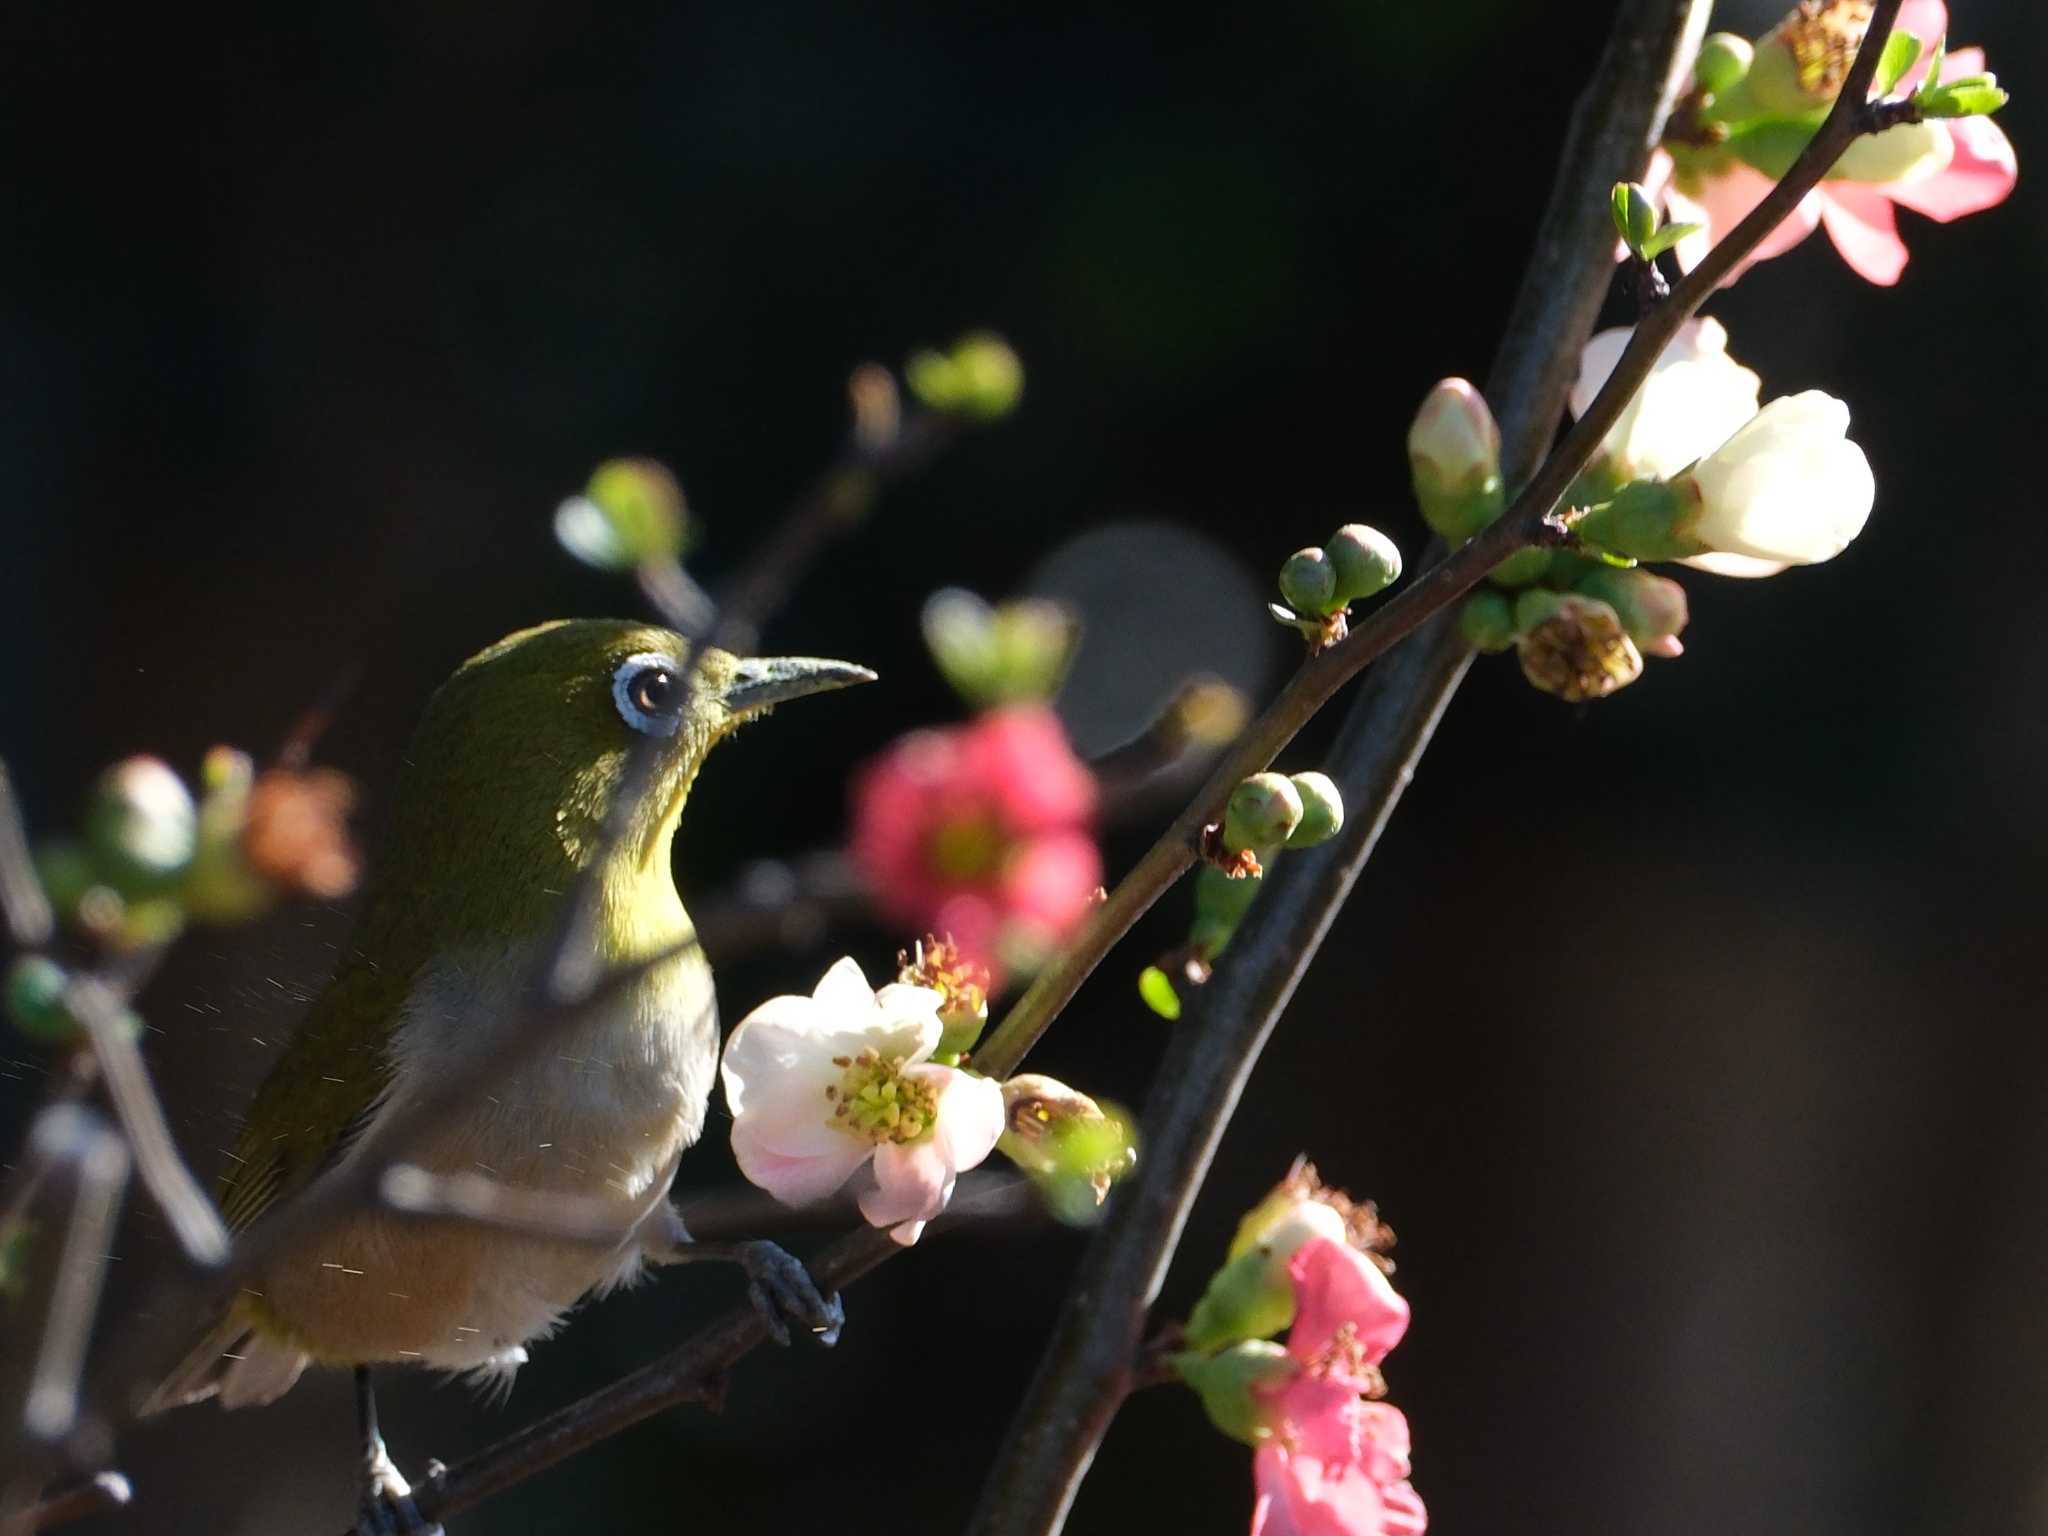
[1355,1403,1413,1485]
[1268,1375,1364,1465]
[1287,1239,1410,1372]
[917,1065,1006,1171]
[719,1008,831,1120]
[1252,1448,1415,1536]
[1817,185,1909,284]
[965,707,1097,832]
[1886,116,2017,222]
[1378,1482,1428,1536]
[1002,830,1103,936]
[861,1139,955,1234]
[730,1121,871,1208]
[1667,166,1823,286]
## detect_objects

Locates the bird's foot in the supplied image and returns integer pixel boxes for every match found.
[731,1240,843,1348]
[354,1437,444,1536]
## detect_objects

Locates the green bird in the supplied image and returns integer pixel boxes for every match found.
[142,620,867,1439]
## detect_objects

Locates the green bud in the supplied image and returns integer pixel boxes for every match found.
[1190,862,1263,960]
[1574,479,1692,563]
[1173,1342,1294,1445]
[34,842,97,927]
[1325,524,1401,604]
[1873,28,1924,96]
[86,757,197,897]
[1223,773,1303,854]
[555,457,689,571]
[1460,590,1517,654]
[1486,546,1554,590]
[1277,548,1339,619]
[1409,379,1504,543]
[998,1074,1135,1222]
[1694,32,1754,97]
[1184,1247,1300,1352]
[1610,181,1660,257]
[1284,773,1343,849]
[1138,964,1183,1020]
[922,589,1079,708]
[906,332,1024,420]
[6,956,75,1043]
[1575,566,1689,656]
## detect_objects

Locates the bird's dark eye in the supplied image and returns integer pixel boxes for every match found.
[612,652,685,737]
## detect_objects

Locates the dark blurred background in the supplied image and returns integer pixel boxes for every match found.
[4,1,2045,1532]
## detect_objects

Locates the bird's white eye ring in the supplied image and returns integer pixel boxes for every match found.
[612,652,685,737]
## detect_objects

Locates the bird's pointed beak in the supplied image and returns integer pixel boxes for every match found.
[723,655,877,717]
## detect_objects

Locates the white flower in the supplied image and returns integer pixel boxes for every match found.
[1571,318,1761,484]
[1676,392,1875,567]
[720,957,1005,1245]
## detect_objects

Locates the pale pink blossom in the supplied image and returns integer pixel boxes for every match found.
[720,957,1005,1244]
[1652,1,2014,286]
[1248,1240,1426,1536]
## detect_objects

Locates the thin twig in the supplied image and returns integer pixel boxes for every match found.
[6,1472,131,1536]
[18,1107,131,1448]
[64,979,228,1268]
[0,761,54,951]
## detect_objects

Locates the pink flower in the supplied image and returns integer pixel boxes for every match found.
[720,956,1005,1244]
[1653,1,2015,286]
[1249,1240,1426,1536]
[850,706,1100,980]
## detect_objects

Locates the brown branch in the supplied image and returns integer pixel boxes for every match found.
[5,1472,131,1536]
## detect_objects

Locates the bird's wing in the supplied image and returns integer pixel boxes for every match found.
[216,954,409,1232]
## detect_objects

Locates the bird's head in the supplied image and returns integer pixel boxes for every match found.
[361,619,873,959]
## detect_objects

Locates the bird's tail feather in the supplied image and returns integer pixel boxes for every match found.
[136,1313,310,1415]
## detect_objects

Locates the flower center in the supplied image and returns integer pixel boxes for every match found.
[927,814,1005,882]
[825,1048,939,1145]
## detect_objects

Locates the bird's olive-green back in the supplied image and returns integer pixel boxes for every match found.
[218,619,731,1230]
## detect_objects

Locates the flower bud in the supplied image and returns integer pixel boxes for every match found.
[1325,524,1401,604]
[1184,1246,1300,1352]
[6,955,75,1044]
[1284,773,1344,849]
[998,1073,1134,1213]
[1582,393,1873,569]
[1191,861,1263,958]
[1694,32,1754,97]
[1223,773,1304,854]
[1459,590,1517,654]
[1486,546,1554,590]
[1277,548,1339,619]
[1514,592,1644,702]
[1408,379,1504,543]
[1745,0,1871,116]
[1575,567,1689,657]
[85,757,197,897]
[906,332,1024,420]
[554,457,689,572]
[1174,1341,1296,1446]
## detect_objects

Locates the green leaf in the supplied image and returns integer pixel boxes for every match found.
[1920,78,2009,117]
[1637,221,1702,260]
[1874,30,1923,96]
[1608,181,1659,257]
[1914,33,1948,101]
